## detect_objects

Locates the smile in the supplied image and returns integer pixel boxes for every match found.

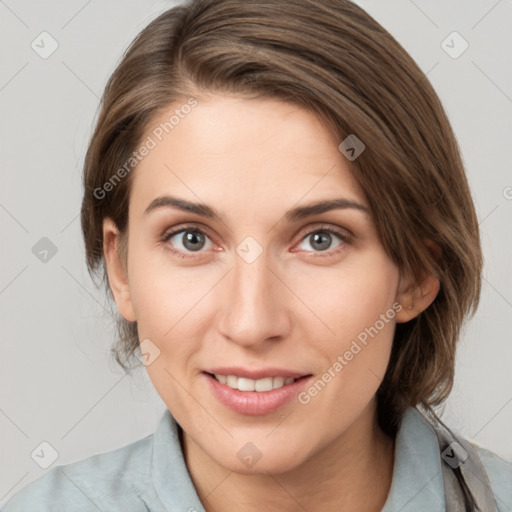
[202,370,313,415]
[211,374,297,392]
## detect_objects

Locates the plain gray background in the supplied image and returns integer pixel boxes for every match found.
[1,0,511,505]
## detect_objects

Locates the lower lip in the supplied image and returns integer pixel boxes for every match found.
[203,372,312,416]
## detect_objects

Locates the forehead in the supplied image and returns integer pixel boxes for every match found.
[130,94,368,215]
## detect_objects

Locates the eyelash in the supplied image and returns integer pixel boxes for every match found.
[160,224,351,259]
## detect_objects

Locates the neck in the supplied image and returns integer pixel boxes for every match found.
[182,400,395,512]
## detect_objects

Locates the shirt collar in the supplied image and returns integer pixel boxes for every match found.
[151,409,206,511]
[381,407,446,511]
[151,407,446,512]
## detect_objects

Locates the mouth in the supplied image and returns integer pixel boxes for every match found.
[202,369,313,415]
[205,372,309,392]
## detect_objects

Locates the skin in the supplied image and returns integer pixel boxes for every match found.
[103,94,439,512]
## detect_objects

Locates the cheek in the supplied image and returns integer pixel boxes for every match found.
[126,248,219,380]
[293,252,400,343]
[292,252,399,406]
[126,238,199,334]
[127,258,209,402]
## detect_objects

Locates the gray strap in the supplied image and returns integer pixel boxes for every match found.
[418,408,498,512]
[440,461,471,512]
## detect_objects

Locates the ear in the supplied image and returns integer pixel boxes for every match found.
[103,217,137,322]
[395,240,441,323]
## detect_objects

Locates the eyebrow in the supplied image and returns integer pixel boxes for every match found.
[143,195,369,222]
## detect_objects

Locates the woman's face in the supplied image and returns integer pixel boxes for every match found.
[108,94,411,473]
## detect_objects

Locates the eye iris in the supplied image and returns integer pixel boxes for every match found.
[183,231,205,251]
[311,231,332,251]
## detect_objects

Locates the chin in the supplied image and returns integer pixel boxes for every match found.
[211,442,312,476]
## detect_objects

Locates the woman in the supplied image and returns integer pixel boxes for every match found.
[4,0,511,510]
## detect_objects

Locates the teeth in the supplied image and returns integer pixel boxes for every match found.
[255,377,274,391]
[214,374,297,391]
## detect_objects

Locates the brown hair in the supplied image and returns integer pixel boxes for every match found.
[80,0,482,434]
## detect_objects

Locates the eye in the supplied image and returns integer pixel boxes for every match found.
[161,225,214,257]
[295,227,351,254]
[161,223,351,259]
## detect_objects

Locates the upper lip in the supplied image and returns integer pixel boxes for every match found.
[204,367,311,380]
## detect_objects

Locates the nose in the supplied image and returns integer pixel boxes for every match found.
[217,249,293,350]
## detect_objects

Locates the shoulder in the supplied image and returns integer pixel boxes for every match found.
[2,434,159,512]
[397,408,511,511]
[469,441,512,512]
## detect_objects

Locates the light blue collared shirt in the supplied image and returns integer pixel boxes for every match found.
[3,407,511,511]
